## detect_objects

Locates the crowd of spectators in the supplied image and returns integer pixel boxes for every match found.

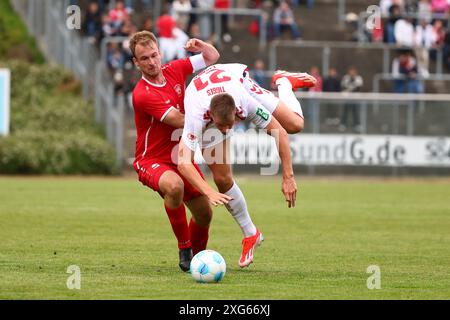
[76,0,450,107]
[367,0,450,88]
[78,0,311,101]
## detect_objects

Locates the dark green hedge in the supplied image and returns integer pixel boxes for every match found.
[0,0,45,63]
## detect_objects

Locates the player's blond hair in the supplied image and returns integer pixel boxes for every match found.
[210,94,236,124]
[129,31,158,58]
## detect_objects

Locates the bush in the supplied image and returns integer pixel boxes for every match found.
[0,61,118,175]
[0,131,117,174]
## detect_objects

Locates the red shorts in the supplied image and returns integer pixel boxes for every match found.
[135,160,205,202]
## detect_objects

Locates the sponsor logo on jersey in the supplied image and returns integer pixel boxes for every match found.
[203,110,211,121]
[187,133,197,141]
[174,84,182,97]
[256,108,269,121]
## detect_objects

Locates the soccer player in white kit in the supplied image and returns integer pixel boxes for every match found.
[177,63,316,267]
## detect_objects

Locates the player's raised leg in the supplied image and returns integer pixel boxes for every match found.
[158,170,192,272]
[271,70,317,132]
[243,70,315,134]
[204,139,264,268]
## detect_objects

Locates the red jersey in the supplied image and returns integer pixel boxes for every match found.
[132,58,193,170]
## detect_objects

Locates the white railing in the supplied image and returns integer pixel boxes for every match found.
[372,73,450,93]
[269,40,445,76]
[292,91,450,136]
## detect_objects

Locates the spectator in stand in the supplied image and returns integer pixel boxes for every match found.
[305,66,322,123]
[143,0,153,11]
[290,0,314,9]
[394,16,415,47]
[101,14,116,38]
[308,66,323,92]
[120,15,136,37]
[380,0,393,16]
[157,14,177,63]
[249,7,272,40]
[187,0,199,36]
[142,17,154,32]
[323,68,341,93]
[384,4,402,43]
[392,50,424,93]
[124,0,135,14]
[107,42,125,72]
[197,0,215,41]
[444,29,450,70]
[431,0,449,14]
[418,0,432,23]
[273,1,301,40]
[171,0,192,32]
[404,0,418,13]
[383,0,406,13]
[415,19,437,78]
[322,67,341,127]
[250,59,268,89]
[122,24,139,67]
[96,0,110,14]
[429,19,446,61]
[108,0,128,30]
[83,1,102,43]
[339,66,363,132]
[431,19,446,46]
[215,0,232,42]
[157,14,190,63]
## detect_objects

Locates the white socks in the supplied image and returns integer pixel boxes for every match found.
[276,77,304,118]
[224,182,257,237]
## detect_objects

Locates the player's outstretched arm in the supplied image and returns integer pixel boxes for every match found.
[178,140,232,206]
[265,118,297,208]
[184,38,220,66]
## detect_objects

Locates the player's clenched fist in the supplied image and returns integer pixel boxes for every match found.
[184,38,207,53]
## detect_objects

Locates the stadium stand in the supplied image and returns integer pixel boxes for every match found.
[11,0,450,173]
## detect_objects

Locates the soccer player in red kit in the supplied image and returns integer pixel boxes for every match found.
[129,31,220,271]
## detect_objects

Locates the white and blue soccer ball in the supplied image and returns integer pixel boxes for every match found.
[190,250,226,283]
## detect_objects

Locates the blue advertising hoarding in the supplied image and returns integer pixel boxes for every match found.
[0,69,11,136]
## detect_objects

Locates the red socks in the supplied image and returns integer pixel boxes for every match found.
[164,204,191,249]
[189,218,209,255]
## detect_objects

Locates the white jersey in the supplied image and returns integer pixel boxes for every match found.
[182,64,279,151]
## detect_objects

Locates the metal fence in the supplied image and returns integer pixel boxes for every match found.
[292,91,450,137]
[269,40,445,77]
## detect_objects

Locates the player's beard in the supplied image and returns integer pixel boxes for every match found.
[143,65,161,80]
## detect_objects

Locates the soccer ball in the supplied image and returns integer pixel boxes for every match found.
[190,250,226,283]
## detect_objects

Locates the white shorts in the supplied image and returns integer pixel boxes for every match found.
[242,71,280,114]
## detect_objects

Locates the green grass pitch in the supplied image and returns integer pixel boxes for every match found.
[0,176,449,299]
